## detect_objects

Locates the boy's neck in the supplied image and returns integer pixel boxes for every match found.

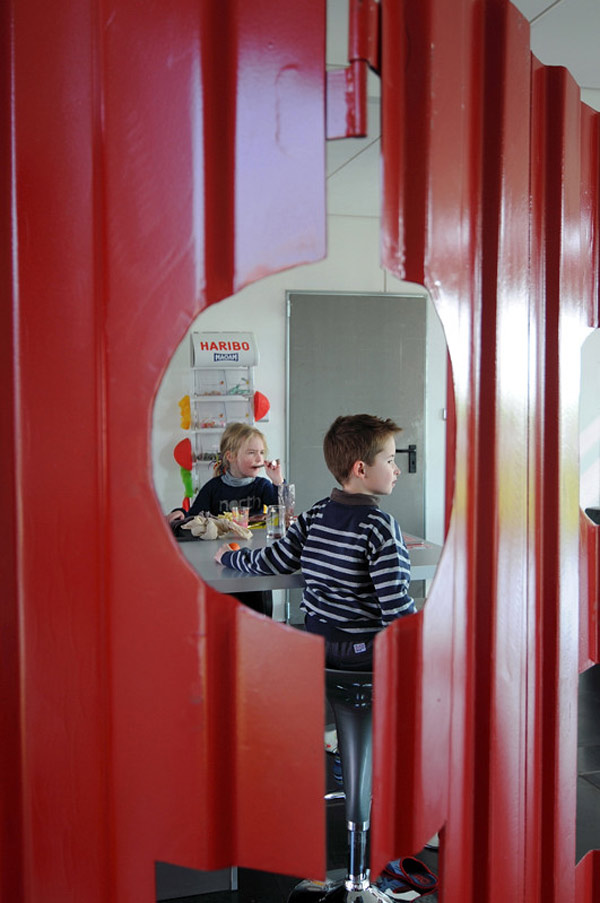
[331,486,379,506]
[340,476,368,494]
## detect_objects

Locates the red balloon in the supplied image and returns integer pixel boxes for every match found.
[254,390,270,421]
[173,437,193,470]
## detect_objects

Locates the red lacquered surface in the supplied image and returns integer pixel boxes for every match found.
[2,1,326,900]
[326,0,380,139]
[375,2,600,902]
[3,0,600,900]
[581,511,600,669]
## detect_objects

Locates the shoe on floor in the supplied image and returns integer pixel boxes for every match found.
[383,857,438,894]
[374,874,421,900]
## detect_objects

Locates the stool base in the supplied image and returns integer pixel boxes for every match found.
[287,877,391,903]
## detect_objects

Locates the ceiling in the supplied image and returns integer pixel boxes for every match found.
[510,0,600,110]
[327,0,600,117]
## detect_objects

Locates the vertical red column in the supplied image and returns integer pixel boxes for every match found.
[528,58,591,902]
[578,102,600,671]
[2,0,328,899]
[1,2,113,899]
[375,2,599,903]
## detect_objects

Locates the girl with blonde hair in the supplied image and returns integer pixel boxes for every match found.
[169,422,283,522]
[167,422,284,616]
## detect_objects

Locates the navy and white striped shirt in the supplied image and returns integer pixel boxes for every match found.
[221,488,415,642]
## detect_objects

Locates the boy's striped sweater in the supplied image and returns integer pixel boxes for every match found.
[221,488,415,643]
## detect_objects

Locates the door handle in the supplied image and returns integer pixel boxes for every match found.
[396,444,417,474]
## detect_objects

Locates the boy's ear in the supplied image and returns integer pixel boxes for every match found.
[352,459,367,480]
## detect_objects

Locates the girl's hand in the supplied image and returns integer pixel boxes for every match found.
[264,457,283,485]
[166,510,185,525]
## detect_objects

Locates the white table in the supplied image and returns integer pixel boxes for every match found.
[178,528,442,594]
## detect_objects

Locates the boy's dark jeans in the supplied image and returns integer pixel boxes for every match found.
[325,638,374,671]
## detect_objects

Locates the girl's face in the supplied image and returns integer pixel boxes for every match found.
[227,435,266,479]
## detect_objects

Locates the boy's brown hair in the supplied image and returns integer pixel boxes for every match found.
[323,414,402,485]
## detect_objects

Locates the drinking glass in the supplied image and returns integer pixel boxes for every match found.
[266,505,286,541]
[278,483,295,527]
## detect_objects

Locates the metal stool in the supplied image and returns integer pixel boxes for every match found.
[288,669,389,903]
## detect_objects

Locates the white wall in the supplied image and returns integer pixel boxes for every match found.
[151,0,450,544]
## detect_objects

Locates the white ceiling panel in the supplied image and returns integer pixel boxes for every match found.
[510,0,600,105]
[327,0,600,117]
[529,0,600,89]
[509,0,557,19]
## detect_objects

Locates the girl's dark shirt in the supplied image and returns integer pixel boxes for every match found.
[186,475,279,517]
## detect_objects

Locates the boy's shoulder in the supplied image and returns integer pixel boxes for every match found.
[320,493,388,523]
[333,499,400,533]
[303,496,331,516]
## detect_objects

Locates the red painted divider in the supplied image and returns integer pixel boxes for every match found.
[376,3,600,902]
[2,1,599,900]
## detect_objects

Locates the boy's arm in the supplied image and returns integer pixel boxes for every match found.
[217,517,306,575]
[369,518,416,623]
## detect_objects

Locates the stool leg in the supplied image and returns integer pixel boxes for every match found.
[329,693,372,889]
[345,822,369,891]
[288,671,392,903]
[288,879,395,902]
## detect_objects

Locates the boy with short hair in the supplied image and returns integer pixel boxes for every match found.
[215,413,415,670]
